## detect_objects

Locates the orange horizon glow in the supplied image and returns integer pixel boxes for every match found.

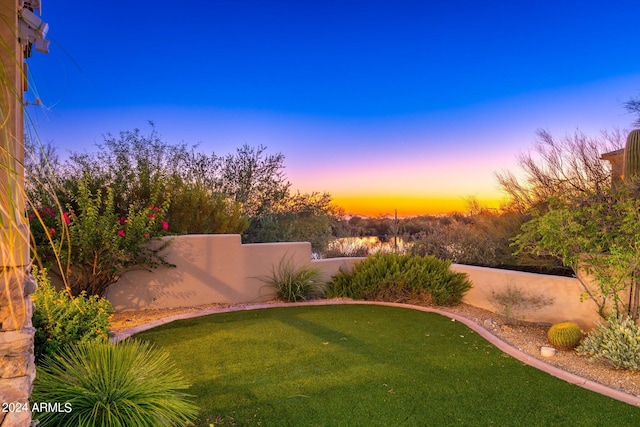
[330,194,506,217]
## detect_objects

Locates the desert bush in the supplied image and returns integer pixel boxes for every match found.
[25,130,267,236]
[31,267,112,364]
[260,256,325,302]
[547,322,582,350]
[576,314,640,370]
[167,186,249,234]
[244,192,341,254]
[488,284,554,325]
[29,177,172,296]
[326,253,471,306]
[32,339,198,426]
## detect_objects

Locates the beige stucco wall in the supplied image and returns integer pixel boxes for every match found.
[107,235,313,310]
[107,235,602,328]
[451,264,600,329]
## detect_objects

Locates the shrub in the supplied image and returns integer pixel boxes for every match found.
[29,177,172,296]
[167,187,249,234]
[32,339,198,426]
[326,253,472,306]
[260,256,325,302]
[576,314,640,370]
[31,267,112,364]
[488,285,554,325]
[547,322,582,350]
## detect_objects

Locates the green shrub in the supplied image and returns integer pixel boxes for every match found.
[32,339,198,427]
[261,256,325,302]
[29,176,173,296]
[326,253,472,306]
[576,314,640,370]
[547,322,582,350]
[31,267,112,364]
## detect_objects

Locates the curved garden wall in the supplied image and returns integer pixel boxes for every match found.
[106,234,600,328]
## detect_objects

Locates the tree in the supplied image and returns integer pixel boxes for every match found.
[24,138,65,209]
[243,191,342,253]
[495,128,623,212]
[625,95,640,128]
[501,128,640,320]
[513,189,640,320]
[219,144,291,217]
[25,127,250,235]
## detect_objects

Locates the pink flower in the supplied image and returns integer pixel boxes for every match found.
[118,217,128,224]
[143,232,149,239]
[149,205,155,210]
[62,212,71,225]
[49,228,56,235]
[161,220,169,230]
[117,229,125,237]
[28,214,34,221]
[148,214,156,220]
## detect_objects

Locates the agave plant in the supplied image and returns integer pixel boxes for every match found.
[32,339,198,427]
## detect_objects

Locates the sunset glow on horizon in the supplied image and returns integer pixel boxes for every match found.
[329,194,505,217]
[26,2,640,217]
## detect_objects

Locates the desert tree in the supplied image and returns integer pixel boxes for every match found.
[499,127,640,320]
[495,128,624,213]
[624,95,640,128]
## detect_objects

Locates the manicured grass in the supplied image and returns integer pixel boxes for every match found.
[135,305,640,426]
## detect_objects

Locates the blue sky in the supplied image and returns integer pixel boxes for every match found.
[26,1,640,215]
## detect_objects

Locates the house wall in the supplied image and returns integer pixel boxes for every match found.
[107,235,602,329]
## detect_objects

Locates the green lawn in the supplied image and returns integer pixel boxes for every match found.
[135,304,640,426]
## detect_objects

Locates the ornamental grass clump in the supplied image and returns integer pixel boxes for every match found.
[32,339,198,427]
[576,314,640,370]
[261,255,326,302]
[326,253,471,306]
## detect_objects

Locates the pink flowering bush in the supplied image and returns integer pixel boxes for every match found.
[29,179,172,296]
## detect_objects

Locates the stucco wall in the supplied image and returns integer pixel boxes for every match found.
[107,235,602,328]
[451,264,600,329]
[107,235,312,310]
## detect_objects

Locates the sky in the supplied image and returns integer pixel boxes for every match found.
[25,1,640,216]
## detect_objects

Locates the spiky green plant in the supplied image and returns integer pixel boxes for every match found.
[624,129,640,182]
[260,255,325,302]
[547,322,582,351]
[32,339,198,427]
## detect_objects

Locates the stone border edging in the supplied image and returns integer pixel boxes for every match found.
[111,300,640,408]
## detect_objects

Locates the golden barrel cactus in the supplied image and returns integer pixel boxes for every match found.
[547,322,582,350]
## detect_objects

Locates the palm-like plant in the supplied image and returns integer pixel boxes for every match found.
[32,339,198,427]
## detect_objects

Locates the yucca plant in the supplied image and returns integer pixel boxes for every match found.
[32,339,198,427]
[261,255,325,302]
